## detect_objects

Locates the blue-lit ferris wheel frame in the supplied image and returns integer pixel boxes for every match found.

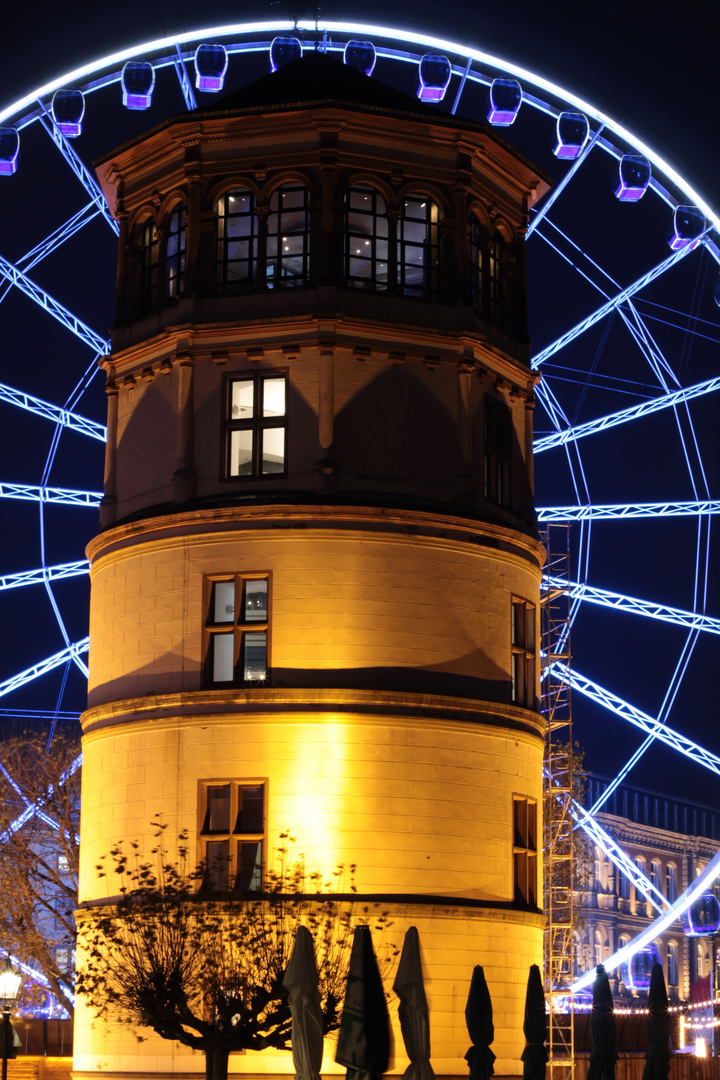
[0,18,719,997]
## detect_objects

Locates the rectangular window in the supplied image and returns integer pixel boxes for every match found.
[511,598,536,708]
[199,781,266,893]
[205,575,270,685]
[513,796,537,906]
[225,373,287,479]
[483,397,512,507]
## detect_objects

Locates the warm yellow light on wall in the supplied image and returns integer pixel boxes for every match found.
[695,1037,707,1057]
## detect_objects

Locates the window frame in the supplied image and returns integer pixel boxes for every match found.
[398,193,439,299]
[165,202,187,300]
[223,370,288,481]
[344,184,389,292]
[140,217,159,310]
[198,779,267,893]
[216,186,259,292]
[511,597,536,709]
[266,182,311,289]
[512,795,537,906]
[203,573,271,687]
[483,395,512,507]
[468,214,484,313]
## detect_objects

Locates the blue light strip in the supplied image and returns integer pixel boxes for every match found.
[0,381,106,441]
[537,500,720,522]
[0,640,89,700]
[554,663,720,776]
[525,124,605,240]
[173,45,198,110]
[534,373,720,454]
[531,246,694,370]
[0,483,102,507]
[0,253,109,355]
[572,802,666,912]
[0,709,81,721]
[545,576,720,635]
[572,849,720,992]
[0,561,90,593]
[37,108,118,236]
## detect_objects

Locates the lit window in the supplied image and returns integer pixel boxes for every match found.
[58,854,69,873]
[667,941,678,989]
[468,215,484,313]
[344,185,389,291]
[511,598,536,708]
[200,781,265,892]
[225,373,287,479]
[666,863,677,903]
[484,397,512,507]
[166,204,186,298]
[488,232,503,322]
[618,869,630,900]
[650,861,661,891]
[217,187,258,291]
[398,195,439,298]
[140,219,159,309]
[205,575,269,685]
[267,183,310,288]
[594,931,605,968]
[513,796,537,906]
[55,948,70,974]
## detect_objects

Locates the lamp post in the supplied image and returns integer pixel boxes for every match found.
[0,957,21,1080]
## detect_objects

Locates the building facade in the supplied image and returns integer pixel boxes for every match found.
[580,775,720,1004]
[75,53,550,1079]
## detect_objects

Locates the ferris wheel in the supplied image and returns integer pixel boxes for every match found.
[0,18,718,987]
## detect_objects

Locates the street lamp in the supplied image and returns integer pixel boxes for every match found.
[0,957,21,1080]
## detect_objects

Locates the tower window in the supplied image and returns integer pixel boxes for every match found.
[513,796,537,906]
[484,396,512,507]
[166,203,186,299]
[204,575,270,685]
[344,185,389,291]
[140,219,159,310]
[266,183,310,288]
[217,187,258,291]
[488,232,503,322]
[511,598,536,708]
[200,781,266,892]
[468,214,483,313]
[398,195,439,298]
[224,373,287,479]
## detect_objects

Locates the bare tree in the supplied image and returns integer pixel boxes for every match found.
[0,732,81,1018]
[76,827,391,1080]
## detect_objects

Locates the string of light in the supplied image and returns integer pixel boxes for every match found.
[568,996,717,1017]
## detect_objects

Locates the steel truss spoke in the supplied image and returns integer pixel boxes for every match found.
[572,802,666,911]
[0,253,109,354]
[545,576,720,634]
[537,500,720,522]
[38,105,118,235]
[526,127,604,240]
[0,381,106,441]
[173,45,198,110]
[0,482,102,507]
[553,663,720,776]
[0,561,89,593]
[0,640,89,700]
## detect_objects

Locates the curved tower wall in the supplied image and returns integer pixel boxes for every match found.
[76,59,549,1080]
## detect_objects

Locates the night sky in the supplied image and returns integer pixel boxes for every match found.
[0,0,718,806]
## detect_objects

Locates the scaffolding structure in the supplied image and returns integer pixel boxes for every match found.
[541,523,575,1080]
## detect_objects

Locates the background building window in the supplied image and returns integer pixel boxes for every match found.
[225,373,287,479]
[200,781,265,892]
[217,187,258,291]
[345,185,389,291]
[667,941,679,990]
[205,575,269,685]
[140,219,159,309]
[650,861,661,892]
[266,183,310,288]
[483,397,512,507]
[513,796,537,906]
[166,203,186,298]
[511,598,536,708]
[666,863,677,903]
[398,194,438,298]
[617,868,630,900]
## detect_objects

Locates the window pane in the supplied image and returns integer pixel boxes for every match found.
[212,632,234,682]
[244,579,267,622]
[237,784,264,833]
[206,785,231,832]
[236,840,263,892]
[212,580,235,624]
[262,378,286,417]
[205,840,230,891]
[526,607,535,651]
[230,430,253,476]
[230,380,254,420]
[527,801,537,852]
[243,632,267,681]
[514,799,527,847]
[261,427,285,474]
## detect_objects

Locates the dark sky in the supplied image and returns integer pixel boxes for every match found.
[0,0,718,805]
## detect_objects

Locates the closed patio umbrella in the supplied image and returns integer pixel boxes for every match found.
[587,965,617,1080]
[336,925,390,1080]
[641,962,670,1080]
[283,925,324,1080]
[393,926,434,1080]
[464,966,495,1080]
[521,964,548,1080]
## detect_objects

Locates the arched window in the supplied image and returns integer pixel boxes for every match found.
[634,857,646,908]
[667,941,678,989]
[618,869,630,900]
[594,930,605,968]
[140,218,159,310]
[468,215,483,312]
[166,204,186,299]
[267,183,310,288]
[666,863,677,904]
[217,187,258,291]
[398,194,439,298]
[650,861,661,891]
[344,185,388,291]
[593,847,603,891]
[697,941,709,978]
[488,232,503,322]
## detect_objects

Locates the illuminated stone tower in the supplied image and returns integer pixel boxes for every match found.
[76,53,549,1080]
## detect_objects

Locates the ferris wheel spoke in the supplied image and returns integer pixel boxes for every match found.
[571,803,667,910]
[0,482,102,507]
[37,107,118,236]
[617,302,681,390]
[0,639,89,700]
[173,45,198,111]
[0,381,106,440]
[548,577,720,634]
[538,499,720,521]
[534,220,618,300]
[533,372,720,454]
[0,561,89,593]
[526,128,605,241]
[0,253,109,354]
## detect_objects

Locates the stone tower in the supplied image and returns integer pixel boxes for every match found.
[76,53,549,1080]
